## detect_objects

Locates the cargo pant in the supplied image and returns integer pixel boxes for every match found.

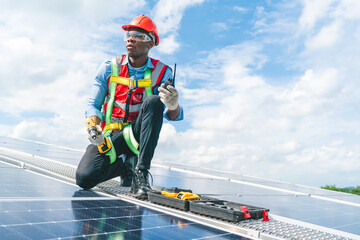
[75,95,164,189]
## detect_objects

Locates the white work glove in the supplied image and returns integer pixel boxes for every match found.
[158,83,179,110]
[88,125,105,146]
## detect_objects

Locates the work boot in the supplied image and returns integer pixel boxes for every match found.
[120,155,138,187]
[131,168,151,199]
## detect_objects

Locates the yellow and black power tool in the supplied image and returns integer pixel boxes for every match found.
[85,117,112,153]
[161,190,200,201]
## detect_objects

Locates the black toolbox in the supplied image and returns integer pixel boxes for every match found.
[148,187,269,222]
[189,198,269,222]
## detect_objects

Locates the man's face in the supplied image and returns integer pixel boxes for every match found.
[125,27,154,59]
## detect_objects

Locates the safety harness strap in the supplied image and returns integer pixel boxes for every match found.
[103,122,128,132]
[123,125,139,155]
[103,58,119,164]
[122,67,152,155]
[144,67,152,98]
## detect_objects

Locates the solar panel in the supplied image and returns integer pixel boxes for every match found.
[0,136,359,240]
[151,165,360,235]
[0,140,252,239]
[0,198,247,239]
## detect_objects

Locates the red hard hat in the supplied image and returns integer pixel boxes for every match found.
[122,15,159,46]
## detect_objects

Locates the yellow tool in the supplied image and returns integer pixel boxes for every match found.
[161,191,200,201]
[85,117,112,154]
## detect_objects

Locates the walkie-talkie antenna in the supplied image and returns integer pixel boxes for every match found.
[172,63,176,87]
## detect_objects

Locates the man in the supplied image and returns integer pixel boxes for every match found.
[76,15,183,199]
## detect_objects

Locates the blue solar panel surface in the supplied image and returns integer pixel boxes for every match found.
[151,167,360,235]
[0,197,247,239]
[0,136,359,238]
[0,138,251,240]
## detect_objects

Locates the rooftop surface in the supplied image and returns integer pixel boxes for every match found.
[0,136,359,240]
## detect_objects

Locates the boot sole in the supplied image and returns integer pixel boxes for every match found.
[133,193,148,199]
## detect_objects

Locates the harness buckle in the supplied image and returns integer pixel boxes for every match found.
[129,77,138,89]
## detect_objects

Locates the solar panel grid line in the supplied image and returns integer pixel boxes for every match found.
[44,222,201,240]
[0,146,83,163]
[2,198,229,240]
[333,221,360,231]
[153,163,310,197]
[153,162,360,207]
[0,197,115,202]
[191,232,241,240]
[297,209,359,222]
[0,144,82,157]
[1,212,169,228]
[311,195,360,208]
[153,161,287,186]
[154,161,281,188]
[153,161,359,200]
[0,136,84,153]
[0,146,79,169]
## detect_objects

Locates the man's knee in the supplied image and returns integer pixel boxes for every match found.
[75,168,98,189]
[76,148,99,189]
[143,95,164,112]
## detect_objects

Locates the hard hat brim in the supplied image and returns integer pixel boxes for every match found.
[122,24,141,31]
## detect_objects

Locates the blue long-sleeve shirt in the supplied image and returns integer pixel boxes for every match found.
[85,56,183,122]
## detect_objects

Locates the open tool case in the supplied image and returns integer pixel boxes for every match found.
[148,187,269,222]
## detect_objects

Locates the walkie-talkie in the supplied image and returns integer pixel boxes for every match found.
[164,63,176,90]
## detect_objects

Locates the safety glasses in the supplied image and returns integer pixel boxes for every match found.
[124,31,152,42]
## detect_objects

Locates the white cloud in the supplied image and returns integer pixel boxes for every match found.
[277,68,340,117]
[152,0,206,54]
[0,0,146,148]
[333,0,360,20]
[156,34,181,54]
[156,0,360,187]
[272,141,300,154]
[305,22,341,50]
[298,0,336,31]
[234,6,247,13]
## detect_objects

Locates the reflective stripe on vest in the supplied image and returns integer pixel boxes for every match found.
[113,102,142,113]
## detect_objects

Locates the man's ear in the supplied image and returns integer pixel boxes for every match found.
[147,41,154,50]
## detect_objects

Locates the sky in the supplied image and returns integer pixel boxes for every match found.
[1,0,359,188]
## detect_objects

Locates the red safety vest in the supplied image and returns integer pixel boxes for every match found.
[102,55,168,127]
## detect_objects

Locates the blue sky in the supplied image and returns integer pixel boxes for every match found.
[1,0,360,188]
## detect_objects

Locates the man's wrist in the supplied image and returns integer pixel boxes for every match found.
[166,105,180,120]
